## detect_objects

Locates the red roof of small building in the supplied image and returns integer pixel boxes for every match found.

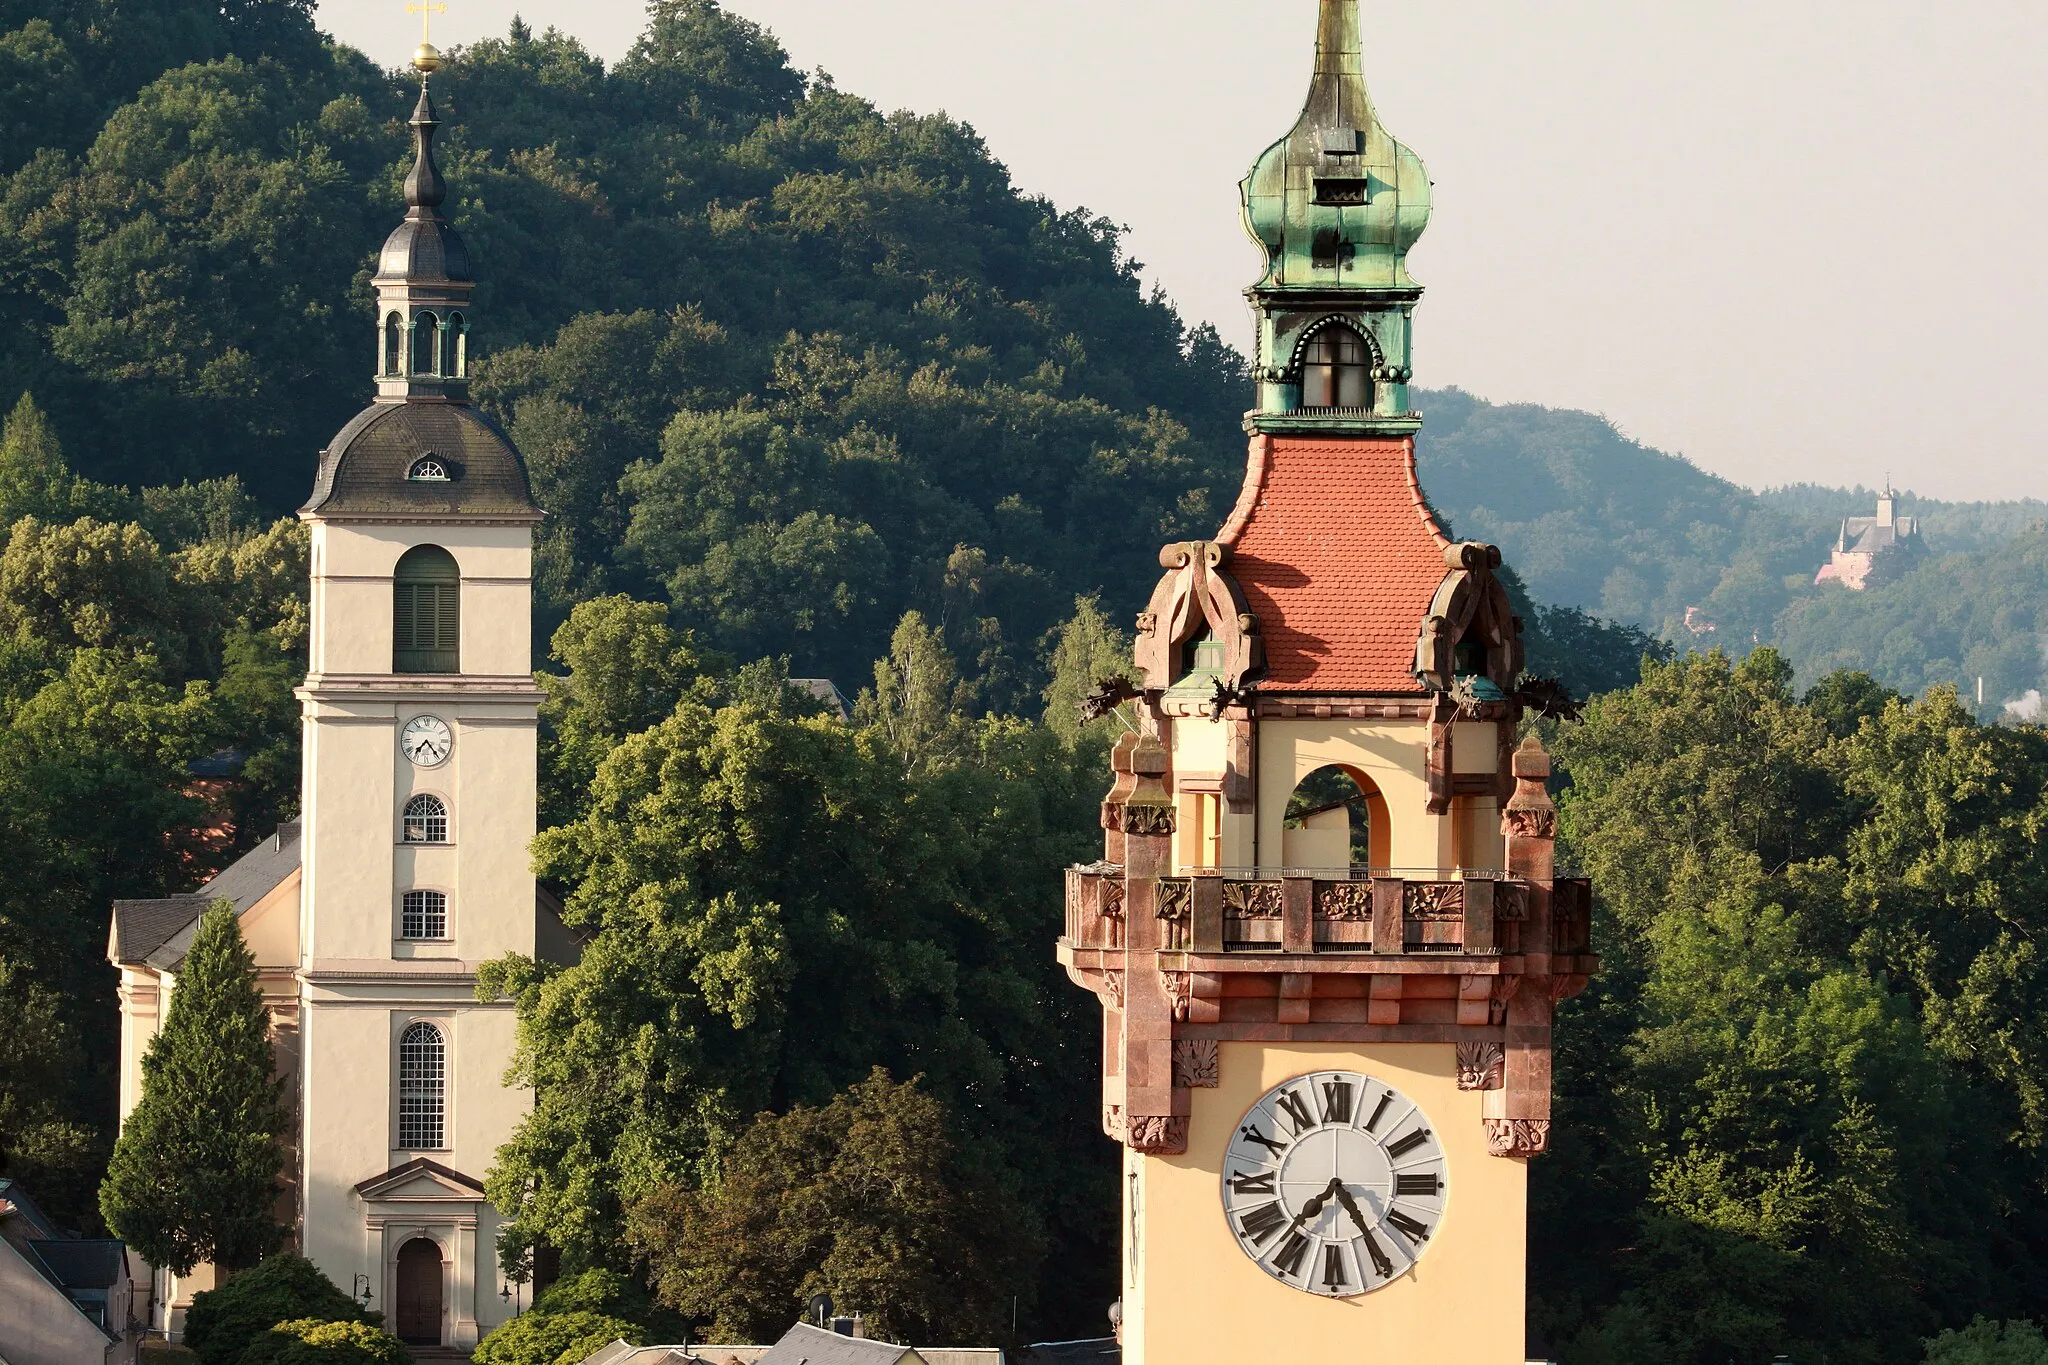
[1220,434,1449,693]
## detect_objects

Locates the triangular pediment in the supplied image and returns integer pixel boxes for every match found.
[353,1157,486,1202]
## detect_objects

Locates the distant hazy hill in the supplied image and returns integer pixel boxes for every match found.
[1416,386,2048,714]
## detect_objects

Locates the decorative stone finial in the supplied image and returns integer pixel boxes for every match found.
[1511,734,1551,781]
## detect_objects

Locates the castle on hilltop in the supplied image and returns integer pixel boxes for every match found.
[1815,486,1924,590]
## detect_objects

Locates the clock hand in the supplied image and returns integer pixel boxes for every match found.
[1333,1185,1396,1277]
[1285,1178,1345,1236]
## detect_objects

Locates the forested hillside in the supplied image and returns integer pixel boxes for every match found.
[1419,388,2048,714]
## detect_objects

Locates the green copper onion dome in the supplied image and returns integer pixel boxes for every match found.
[1238,0,1431,432]
[1241,0,1431,293]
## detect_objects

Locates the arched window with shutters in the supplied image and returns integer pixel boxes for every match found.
[392,546,459,673]
[397,1022,445,1149]
[384,313,403,376]
[1300,324,1373,410]
[411,310,439,376]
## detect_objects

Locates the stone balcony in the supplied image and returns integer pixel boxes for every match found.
[1063,865,1589,958]
[1059,865,1595,1032]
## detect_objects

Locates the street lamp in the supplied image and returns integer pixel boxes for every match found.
[353,1274,374,1307]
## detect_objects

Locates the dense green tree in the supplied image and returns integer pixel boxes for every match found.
[629,1069,1038,1347]
[0,954,99,1216]
[1924,1319,2048,1365]
[99,900,289,1274]
[183,1253,376,1365]
[853,611,973,776]
[1039,594,1133,746]
[239,1319,413,1365]
[1531,651,2048,1363]
[470,1270,669,1365]
[480,598,1110,1338]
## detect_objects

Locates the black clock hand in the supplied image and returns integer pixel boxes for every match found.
[1333,1185,1396,1277]
[1286,1178,1344,1236]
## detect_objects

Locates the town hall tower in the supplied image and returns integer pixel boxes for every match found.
[1057,5,1597,1361]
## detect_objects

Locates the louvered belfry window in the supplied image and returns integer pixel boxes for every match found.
[397,1022,445,1149]
[393,545,459,673]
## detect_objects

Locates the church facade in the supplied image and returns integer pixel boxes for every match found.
[1057,4,1596,1361]
[108,45,560,1351]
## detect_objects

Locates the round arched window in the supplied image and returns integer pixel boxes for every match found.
[407,456,450,482]
[1301,325,1373,410]
[402,794,448,843]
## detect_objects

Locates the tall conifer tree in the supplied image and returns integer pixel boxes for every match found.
[101,900,289,1274]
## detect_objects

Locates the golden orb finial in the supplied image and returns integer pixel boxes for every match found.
[405,1,448,74]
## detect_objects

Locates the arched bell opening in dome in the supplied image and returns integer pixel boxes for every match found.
[411,311,441,376]
[383,313,404,376]
[444,312,467,378]
[1282,764,1390,873]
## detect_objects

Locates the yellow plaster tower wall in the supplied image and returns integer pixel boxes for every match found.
[1122,1043,1527,1365]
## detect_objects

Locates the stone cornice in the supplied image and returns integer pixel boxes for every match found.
[298,674,545,705]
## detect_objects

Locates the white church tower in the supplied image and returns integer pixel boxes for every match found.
[294,43,544,1350]
[110,42,552,1351]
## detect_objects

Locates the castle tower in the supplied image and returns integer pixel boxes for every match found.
[295,43,544,1349]
[1058,6,1596,1361]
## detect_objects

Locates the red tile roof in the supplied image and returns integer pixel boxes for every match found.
[1220,435,1449,693]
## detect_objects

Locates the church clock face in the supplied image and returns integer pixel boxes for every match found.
[400,714,452,768]
[1221,1071,1448,1297]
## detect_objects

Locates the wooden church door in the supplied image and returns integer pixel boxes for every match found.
[394,1238,444,1345]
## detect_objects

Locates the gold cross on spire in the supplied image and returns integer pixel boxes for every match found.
[406,0,447,74]
[407,0,447,44]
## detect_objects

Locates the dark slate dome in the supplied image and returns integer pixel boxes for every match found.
[302,402,541,520]
[379,217,471,283]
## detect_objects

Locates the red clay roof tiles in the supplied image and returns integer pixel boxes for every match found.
[1222,435,1449,694]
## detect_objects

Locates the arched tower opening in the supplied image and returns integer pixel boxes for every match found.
[1281,764,1391,872]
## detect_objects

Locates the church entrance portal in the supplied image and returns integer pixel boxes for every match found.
[394,1237,444,1345]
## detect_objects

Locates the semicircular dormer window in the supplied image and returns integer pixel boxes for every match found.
[408,456,450,482]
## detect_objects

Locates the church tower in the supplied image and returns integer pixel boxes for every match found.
[295,42,543,1349]
[1058,5,1596,1361]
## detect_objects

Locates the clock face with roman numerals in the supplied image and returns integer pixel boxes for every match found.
[1221,1070,1448,1297]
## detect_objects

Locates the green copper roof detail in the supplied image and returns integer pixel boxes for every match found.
[1240,0,1431,294]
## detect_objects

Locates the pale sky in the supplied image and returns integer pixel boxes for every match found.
[319,1,2048,502]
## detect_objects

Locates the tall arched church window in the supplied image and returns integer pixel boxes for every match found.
[1301,325,1372,410]
[402,794,448,844]
[392,545,459,674]
[411,311,440,376]
[397,1022,445,1149]
[444,312,466,378]
[384,313,403,376]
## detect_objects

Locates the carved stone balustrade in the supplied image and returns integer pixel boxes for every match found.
[1058,866,1596,1035]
